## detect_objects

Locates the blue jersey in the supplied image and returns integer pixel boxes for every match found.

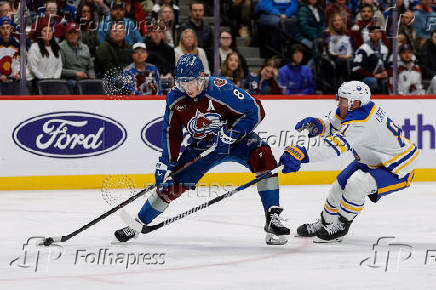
[123,63,162,95]
[160,77,265,163]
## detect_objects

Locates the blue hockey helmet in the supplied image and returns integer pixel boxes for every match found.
[174,54,206,94]
[174,54,204,78]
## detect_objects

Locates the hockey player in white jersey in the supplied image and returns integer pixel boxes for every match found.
[279,81,420,242]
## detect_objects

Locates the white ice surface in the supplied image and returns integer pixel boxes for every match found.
[1,183,436,290]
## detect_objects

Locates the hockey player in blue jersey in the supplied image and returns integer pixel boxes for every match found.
[279,81,420,242]
[115,54,290,245]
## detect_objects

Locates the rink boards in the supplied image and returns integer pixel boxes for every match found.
[1,95,435,190]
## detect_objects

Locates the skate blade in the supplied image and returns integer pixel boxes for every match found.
[312,236,343,243]
[266,233,289,245]
[294,232,316,238]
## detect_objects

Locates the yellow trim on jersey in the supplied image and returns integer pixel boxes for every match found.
[315,118,325,136]
[340,200,363,212]
[335,113,343,121]
[378,170,415,194]
[326,135,347,153]
[324,202,339,213]
[394,150,420,175]
[342,104,377,125]
[382,140,414,167]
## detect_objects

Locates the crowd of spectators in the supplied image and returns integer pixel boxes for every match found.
[1,0,436,95]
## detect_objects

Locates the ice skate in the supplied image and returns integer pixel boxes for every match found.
[296,213,326,237]
[114,226,139,242]
[313,215,353,243]
[264,206,290,245]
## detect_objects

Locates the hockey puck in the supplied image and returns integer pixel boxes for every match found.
[42,237,54,246]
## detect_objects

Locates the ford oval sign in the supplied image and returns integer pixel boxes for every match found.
[141,117,191,152]
[12,111,127,158]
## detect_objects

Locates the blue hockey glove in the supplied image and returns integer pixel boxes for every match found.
[279,145,309,173]
[295,117,324,137]
[155,156,177,189]
[214,126,243,154]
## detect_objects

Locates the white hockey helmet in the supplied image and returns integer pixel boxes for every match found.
[336,81,371,110]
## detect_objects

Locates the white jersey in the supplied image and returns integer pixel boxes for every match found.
[308,101,420,178]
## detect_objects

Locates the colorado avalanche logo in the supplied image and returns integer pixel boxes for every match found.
[186,110,223,139]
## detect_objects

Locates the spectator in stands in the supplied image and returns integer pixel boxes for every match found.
[350,3,388,50]
[245,58,281,95]
[60,22,95,93]
[427,75,436,94]
[152,0,179,25]
[30,0,65,40]
[26,17,62,83]
[77,2,100,56]
[97,1,142,45]
[123,0,148,36]
[256,0,299,56]
[418,30,436,81]
[57,0,75,20]
[278,43,315,94]
[0,1,11,19]
[158,4,176,48]
[398,9,416,50]
[232,0,251,37]
[0,16,19,82]
[76,2,99,58]
[220,51,245,87]
[352,25,388,93]
[123,42,162,95]
[95,22,133,76]
[388,44,424,94]
[324,0,353,29]
[322,12,353,89]
[218,28,248,77]
[355,0,385,28]
[179,0,214,67]
[175,28,210,75]
[414,0,436,49]
[144,23,175,77]
[79,0,110,23]
[296,0,325,49]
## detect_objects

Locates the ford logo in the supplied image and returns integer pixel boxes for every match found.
[12,111,127,158]
[141,117,191,152]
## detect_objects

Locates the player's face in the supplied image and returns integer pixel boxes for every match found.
[176,74,205,98]
[337,97,349,118]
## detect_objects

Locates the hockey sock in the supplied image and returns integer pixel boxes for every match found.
[257,176,279,211]
[138,192,169,224]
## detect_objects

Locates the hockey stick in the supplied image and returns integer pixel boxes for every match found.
[40,143,217,246]
[121,165,283,235]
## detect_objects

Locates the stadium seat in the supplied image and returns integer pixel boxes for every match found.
[77,79,105,95]
[0,81,30,95]
[37,80,72,95]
